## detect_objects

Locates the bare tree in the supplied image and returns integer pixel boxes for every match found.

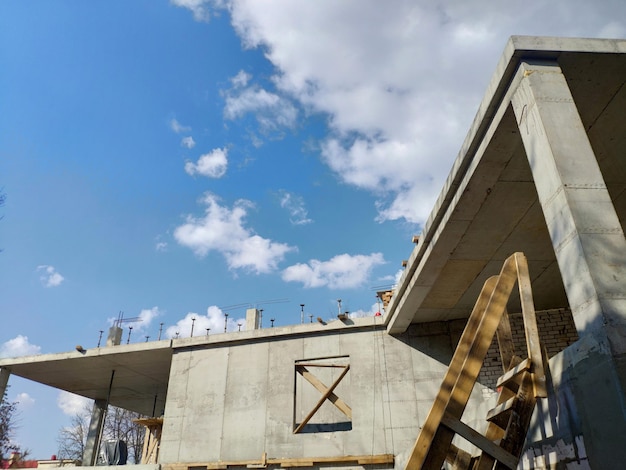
[0,390,28,465]
[0,391,18,463]
[103,407,144,464]
[57,405,145,464]
[56,412,89,463]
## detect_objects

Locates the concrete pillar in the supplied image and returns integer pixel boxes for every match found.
[246,308,260,330]
[83,398,107,466]
[0,367,10,399]
[106,326,123,346]
[512,60,626,468]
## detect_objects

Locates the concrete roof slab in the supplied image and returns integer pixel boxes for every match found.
[0,341,173,416]
[387,36,626,333]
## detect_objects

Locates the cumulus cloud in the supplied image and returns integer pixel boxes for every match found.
[282,253,385,289]
[37,265,64,287]
[170,118,191,134]
[224,78,298,134]
[278,190,312,225]
[181,136,196,149]
[58,391,92,416]
[349,301,383,318]
[185,148,228,178]
[15,392,35,410]
[0,335,41,358]
[173,0,626,225]
[170,0,217,22]
[231,69,251,88]
[108,307,161,334]
[174,192,295,273]
[166,305,245,338]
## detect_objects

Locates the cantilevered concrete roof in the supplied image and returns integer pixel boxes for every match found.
[0,341,173,416]
[386,36,626,333]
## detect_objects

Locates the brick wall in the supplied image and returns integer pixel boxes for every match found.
[477,308,579,396]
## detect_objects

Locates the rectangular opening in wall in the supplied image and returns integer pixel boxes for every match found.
[293,355,352,433]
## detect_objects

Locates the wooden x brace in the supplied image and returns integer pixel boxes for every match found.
[294,363,352,433]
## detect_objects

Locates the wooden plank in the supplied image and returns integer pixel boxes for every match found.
[514,253,547,398]
[445,443,475,469]
[404,274,500,470]
[440,414,518,470]
[162,454,394,470]
[294,365,350,433]
[297,366,352,418]
[497,371,537,468]
[295,363,347,368]
[277,454,394,466]
[133,417,164,426]
[496,308,515,373]
[420,254,520,470]
[356,454,395,465]
[486,397,516,422]
[475,376,518,470]
[495,358,531,389]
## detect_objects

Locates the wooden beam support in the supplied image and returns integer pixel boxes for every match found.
[495,358,531,390]
[162,454,394,470]
[294,365,350,433]
[440,414,518,470]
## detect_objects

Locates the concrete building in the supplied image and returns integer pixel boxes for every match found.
[2,36,626,469]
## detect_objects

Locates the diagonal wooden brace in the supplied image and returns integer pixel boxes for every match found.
[294,365,351,433]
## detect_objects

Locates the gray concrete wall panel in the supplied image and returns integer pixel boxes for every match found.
[158,324,483,467]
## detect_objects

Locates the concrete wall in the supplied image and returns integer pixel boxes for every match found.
[158,318,493,469]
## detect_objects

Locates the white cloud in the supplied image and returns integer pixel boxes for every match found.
[173,0,626,225]
[278,190,312,225]
[15,392,35,410]
[170,0,218,22]
[37,265,65,287]
[156,241,168,252]
[58,391,92,416]
[231,70,252,88]
[0,335,41,358]
[108,307,161,334]
[282,253,385,289]
[166,306,245,338]
[170,117,191,134]
[185,148,228,178]
[181,136,196,149]
[224,81,298,134]
[349,301,382,318]
[174,192,295,273]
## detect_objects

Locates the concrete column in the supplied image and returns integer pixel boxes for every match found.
[106,326,123,346]
[246,308,260,330]
[512,60,626,467]
[0,367,10,399]
[83,398,107,466]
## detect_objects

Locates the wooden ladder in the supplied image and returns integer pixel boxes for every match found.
[404,252,547,470]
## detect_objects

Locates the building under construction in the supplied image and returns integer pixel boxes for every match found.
[2,36,626,469]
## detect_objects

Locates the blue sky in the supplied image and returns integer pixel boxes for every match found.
[1,0,625,459]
